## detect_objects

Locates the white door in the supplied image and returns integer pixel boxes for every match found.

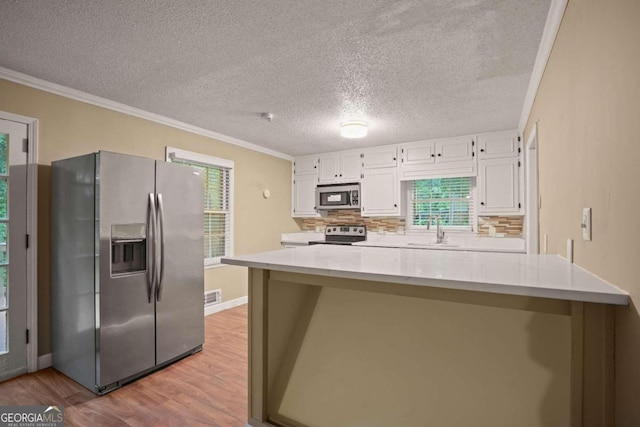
[0,119,28,381]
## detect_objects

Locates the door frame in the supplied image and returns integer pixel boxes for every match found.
[0,111,38,372]
[525,123,539,255]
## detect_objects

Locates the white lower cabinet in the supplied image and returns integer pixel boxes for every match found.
[478,157,521,214]
[292,174,319,217]
[361,167,401,217]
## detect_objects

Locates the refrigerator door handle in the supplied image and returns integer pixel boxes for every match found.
[156,193,166,301]
[147,193,157,303]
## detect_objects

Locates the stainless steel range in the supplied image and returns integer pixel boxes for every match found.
[309,225,367,246]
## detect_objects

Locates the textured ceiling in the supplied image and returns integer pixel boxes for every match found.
[0,0,551,157]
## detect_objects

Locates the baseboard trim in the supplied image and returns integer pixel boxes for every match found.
[205,296,248,317]
[38,353,52,370]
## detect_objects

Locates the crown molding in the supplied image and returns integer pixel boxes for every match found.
[0,66,293,161]
[518,0,569,135]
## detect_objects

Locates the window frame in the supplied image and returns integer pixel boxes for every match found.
[165,147,234,268]
[405,177,477,233]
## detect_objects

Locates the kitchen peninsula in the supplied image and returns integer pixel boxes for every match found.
[222,245,628,427]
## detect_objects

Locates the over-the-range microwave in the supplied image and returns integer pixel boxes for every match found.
[316,183,360,211]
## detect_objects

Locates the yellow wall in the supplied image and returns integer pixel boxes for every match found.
[277,287,571,427]
[0,79,300,355]
[523,0,640,423]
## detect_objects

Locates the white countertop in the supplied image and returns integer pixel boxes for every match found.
[354,233,525,253]
[281,231,324,245]
[281,231,525,253]
[222,245,628,305]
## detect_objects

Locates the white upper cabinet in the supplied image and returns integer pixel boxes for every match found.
[292,129,521,219]
[292,173,319,217]
[318,151,361,184]
[292,154,320,217]
[478,157,520,214]
[362,146,398,169]
[400,141,435,167]
[477,131,519,159]
[318,153,340,183]
[293,155,318,175]
[435,136,474,163]
[361,167,401,217]
[400,137,475,180]
[340,151,362,182]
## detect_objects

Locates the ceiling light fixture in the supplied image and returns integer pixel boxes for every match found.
[340,121,368,139]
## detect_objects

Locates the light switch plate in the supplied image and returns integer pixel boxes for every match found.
[582,208,592,241]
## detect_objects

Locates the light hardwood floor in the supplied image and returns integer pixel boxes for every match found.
[0,305,248,426]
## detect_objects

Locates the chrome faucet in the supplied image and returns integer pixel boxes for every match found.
[436,217,445,244]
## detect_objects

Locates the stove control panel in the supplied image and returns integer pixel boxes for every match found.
[325,225,367,236]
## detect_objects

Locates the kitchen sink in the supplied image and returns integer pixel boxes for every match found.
[407,242,459,249]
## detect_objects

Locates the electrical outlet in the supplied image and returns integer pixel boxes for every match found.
[582,208,592,241]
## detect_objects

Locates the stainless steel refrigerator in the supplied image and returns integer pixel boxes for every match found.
[51,151,204,394]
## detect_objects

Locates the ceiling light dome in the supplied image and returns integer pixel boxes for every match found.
[340,121,368,139]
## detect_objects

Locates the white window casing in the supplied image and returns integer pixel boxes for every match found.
[166,147,234,267]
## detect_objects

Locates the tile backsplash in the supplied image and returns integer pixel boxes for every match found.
[296,210,406,233]
[297,211,523,237]
[477,216,524,237]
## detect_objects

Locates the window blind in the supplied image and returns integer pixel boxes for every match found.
[409,177,474,230]
[173,159,232,264]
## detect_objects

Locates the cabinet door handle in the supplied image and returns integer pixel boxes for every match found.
[431,154,435,158]
[481,202,485,206]
[437,153,442,157]
[480,149,485,152]
[335,174,338,177]
[394,204,397,207]
[393,157,396,161]
[339,174,342,177]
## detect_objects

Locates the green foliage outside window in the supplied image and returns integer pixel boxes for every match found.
[412,177,472,228]
[0,134,8,312]
[0,133,7,221]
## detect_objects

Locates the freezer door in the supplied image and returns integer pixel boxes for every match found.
[97,152,156,387]
[155,161,204,364]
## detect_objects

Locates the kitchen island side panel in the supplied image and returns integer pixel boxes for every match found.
[274,283,571,427]
[51,153,97,391]
[244,268,615,427]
